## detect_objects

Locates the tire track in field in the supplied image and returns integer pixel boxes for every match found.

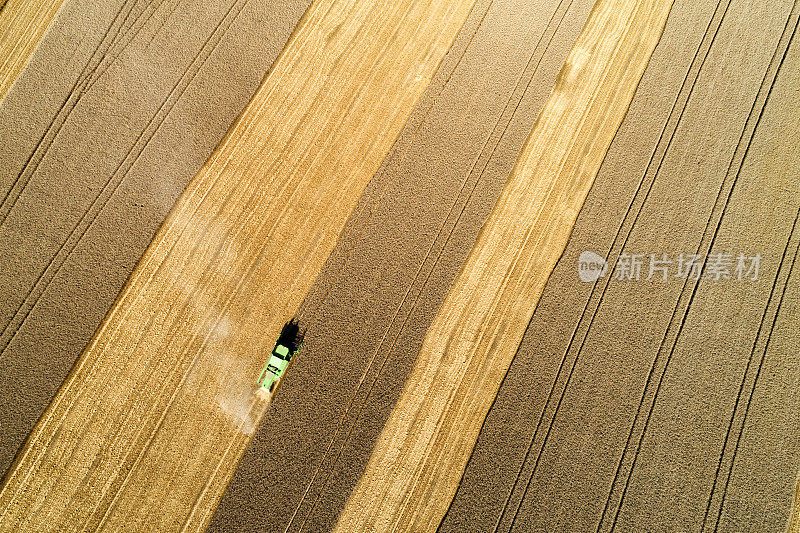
[488,1,731,528]
[606,6,799,529]
[0,0,252,359]
[0,0,144,225]
[702,209,800,532]
[699,16,800,531]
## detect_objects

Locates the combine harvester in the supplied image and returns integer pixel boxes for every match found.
[257,320,304,395]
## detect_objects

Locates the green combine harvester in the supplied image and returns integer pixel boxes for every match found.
[257,320,304,394]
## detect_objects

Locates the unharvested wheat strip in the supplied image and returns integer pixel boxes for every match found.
[335,0,674,530]
[0,0,476,530]
[0,0,65,101]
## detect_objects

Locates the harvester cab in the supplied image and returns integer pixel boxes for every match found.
[257,319,304,394]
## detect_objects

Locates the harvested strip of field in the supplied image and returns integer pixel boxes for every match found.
[335,0,674,530]
[209,0,600,530]
[0,0,64,101]
[0,0,475,530]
